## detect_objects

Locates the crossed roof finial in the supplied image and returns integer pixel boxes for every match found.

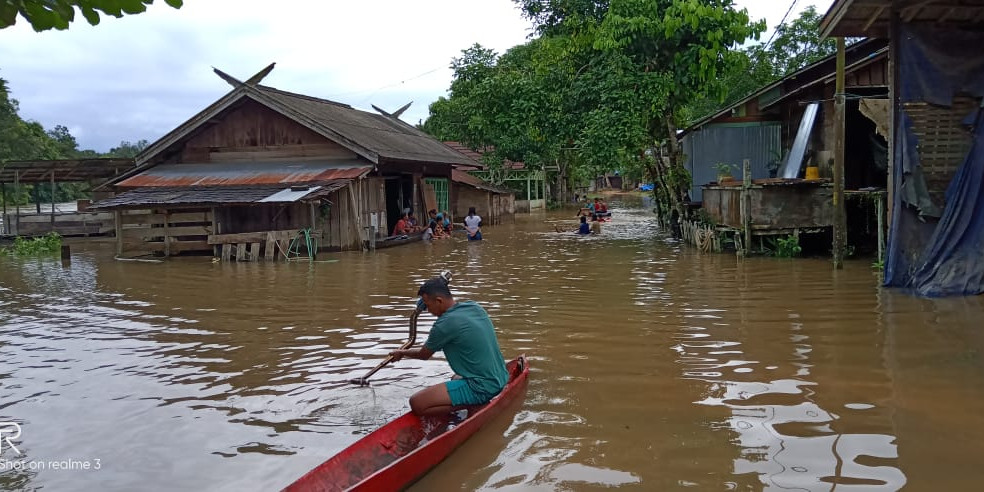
[212,62,277,89]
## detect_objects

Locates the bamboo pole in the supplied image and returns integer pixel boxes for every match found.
[833,37,847,270]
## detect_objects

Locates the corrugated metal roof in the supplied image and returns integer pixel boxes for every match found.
[451,169,514,195]
[678,38,887,138]
[258,185,322,203]
[91,181,350,209]
[117,161,370,188]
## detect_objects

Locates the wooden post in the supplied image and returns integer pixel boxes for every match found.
[163,210,170,257]
[14,171,20,235]
[888,8,899,229]
[114,210,123,257]
[526,176,531,213]
[742,159,752,255]
[50,171,56,231]
[1,182,6,235]
[833,37,848,270]
[877,193,886,263]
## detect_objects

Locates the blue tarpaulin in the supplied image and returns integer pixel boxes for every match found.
[885,25,984,296]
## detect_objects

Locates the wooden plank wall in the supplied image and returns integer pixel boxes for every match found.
[119,209,212,257]
[320,179,387,251]
[209,229,301,261]
[175,100,358,163]
[2,211,114,237]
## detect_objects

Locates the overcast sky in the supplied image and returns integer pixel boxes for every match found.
[0,0,834,152]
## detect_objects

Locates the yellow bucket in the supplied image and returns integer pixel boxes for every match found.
[805,166,820,180]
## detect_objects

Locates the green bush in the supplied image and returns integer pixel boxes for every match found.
[5,233,62,256]
[766,235,802,258]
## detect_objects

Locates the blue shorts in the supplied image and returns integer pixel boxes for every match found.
[445,379,492,406]
[468,231,483,241]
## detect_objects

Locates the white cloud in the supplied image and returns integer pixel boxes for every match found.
[0,0,532,151]
[0,1,836,152]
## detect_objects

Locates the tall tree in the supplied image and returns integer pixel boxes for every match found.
[767,6,836,77]
[592,0,763,212]
[0,0,182,32]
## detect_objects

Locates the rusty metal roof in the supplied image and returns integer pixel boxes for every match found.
[116,161,370,188]
[451,169,514,195]
[91,181,350,209]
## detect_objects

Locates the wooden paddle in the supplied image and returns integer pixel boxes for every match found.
[349,272,452,386]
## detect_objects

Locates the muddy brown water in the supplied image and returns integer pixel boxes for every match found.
[2,194,983,491]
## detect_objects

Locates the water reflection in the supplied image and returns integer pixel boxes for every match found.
[2,194,983,491]
[674,264,909,490]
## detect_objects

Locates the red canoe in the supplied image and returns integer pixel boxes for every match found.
[283,355,529,492]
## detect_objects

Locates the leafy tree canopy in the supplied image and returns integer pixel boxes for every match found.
[1,77,146,205]
[0,0,182,32]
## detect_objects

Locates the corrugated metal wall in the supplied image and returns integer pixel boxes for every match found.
[683,123,782,202]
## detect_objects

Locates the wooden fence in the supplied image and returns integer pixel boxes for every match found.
[2,211,114,237]
[116,209,212,258]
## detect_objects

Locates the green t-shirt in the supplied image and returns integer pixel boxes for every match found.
[424,301,509,398]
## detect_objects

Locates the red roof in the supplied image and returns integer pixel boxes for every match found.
[451,169,513,194]
[443,142,526,171]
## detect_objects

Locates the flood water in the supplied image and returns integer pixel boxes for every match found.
[2,194,984,491]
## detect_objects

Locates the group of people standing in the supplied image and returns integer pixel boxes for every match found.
[391,207,484,242]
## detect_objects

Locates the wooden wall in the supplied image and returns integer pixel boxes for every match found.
[174,100,358,164]
[214,203,311,235]
[319,178,387,251]
[116,209,212,257]
[703,184,834,231]
[454,185,515,226]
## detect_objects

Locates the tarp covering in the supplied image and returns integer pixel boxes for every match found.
[885,24,984,296]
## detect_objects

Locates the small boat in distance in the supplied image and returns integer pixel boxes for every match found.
[283,355,530,492]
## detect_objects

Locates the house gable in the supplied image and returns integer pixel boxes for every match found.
[161,99,360,165]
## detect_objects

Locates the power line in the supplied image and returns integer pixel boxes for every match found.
[763,0,799,52]
[328,66,446,101]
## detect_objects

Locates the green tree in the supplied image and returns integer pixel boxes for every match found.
[1,77,97,205]
[591,0,763,212]
[682,6,841,127]
[767,6,836,76]
[107,139,148,158]
[0,0,182,32]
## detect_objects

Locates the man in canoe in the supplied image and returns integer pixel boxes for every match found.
[389,277,509,416]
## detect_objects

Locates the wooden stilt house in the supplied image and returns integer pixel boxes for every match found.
[93,65,474,259]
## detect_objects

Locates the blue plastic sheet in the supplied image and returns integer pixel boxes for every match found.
[884,25,984,296]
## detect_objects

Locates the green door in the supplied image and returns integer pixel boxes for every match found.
[424,177,449,213]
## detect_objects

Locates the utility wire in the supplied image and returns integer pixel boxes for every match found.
[328,66,446,101]
[763,0,799,52]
